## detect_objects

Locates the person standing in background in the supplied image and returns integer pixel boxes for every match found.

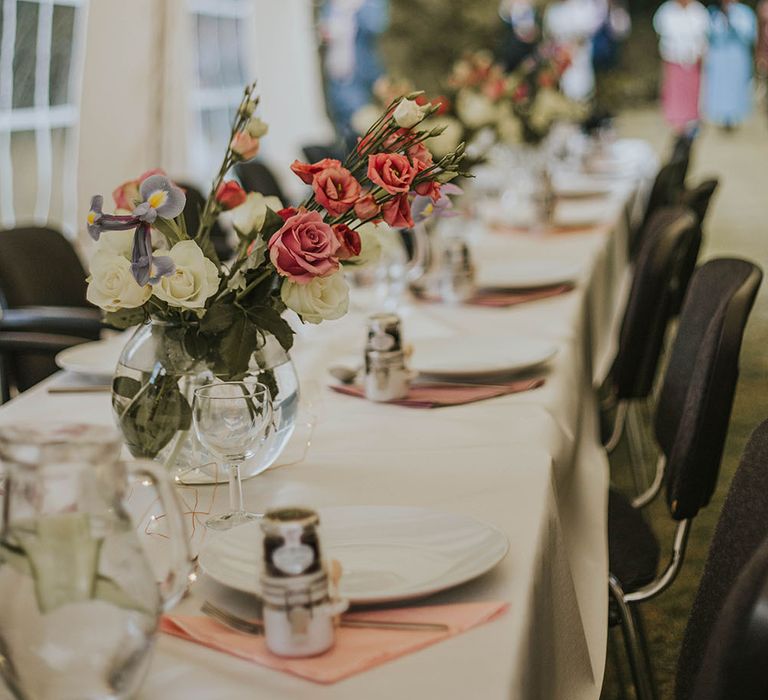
[544,0,603,101]
[653,0,710,134]
[320,0,389,147]
[592,0,632,72]
[498,0,540,71]
[704,0,756,130]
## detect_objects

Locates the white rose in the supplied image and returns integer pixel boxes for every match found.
[245,117,269,138]
[95,229,135,258]
[455,89,497,129]
[281,272,349,324]
[422,116,463,158]
[86,250,151,312]
[393,98,426,128]
[228,192,283,236]
[351,104,381,135]
[346,222,384,267]
[152,240,220,310]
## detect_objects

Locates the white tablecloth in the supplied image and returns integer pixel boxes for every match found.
[0,147,653,699]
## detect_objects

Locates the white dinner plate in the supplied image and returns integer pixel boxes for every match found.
[554,178,614,199]
[412,336,558,379]
[198,506,509,604]
[477,259,581,290]
[55,335,128,377]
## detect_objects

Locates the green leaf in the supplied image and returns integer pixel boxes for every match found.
[104,307,146,330]
[153,217,183,247]
[117,370,190,458]
[218,313,259,379]
[199,303,236,334]
[195,226,222,269]
[259,207,284,242]
[245,306,294,352]
[112,376,142,399]
[182,326,210,361]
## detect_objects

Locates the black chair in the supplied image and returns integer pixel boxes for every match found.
[632,156,691,257]
[607,258,763,700]
[603,207,699,464]
[177,182,233,261]
[301,143,346,165]
[670,178,720,316]
[233,160,288,203]
[676,419,768,700]
[0,227,103,400]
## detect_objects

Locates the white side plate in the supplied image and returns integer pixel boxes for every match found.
[199,505,509,604]
[55,336,128,377]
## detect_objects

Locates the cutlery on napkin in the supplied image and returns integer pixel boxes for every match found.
[412,283,573,309]
[329,377,544,408]
[161,601,509,685]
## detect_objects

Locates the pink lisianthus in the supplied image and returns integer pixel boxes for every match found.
[268,209,340,283]
[367,153,416,195]
[230,131,261,160]
[112,168,165,211]
[290,158,342,185]
[414,179,442,202]
[215,181,247,210]
[354,192,381,221]
[312,166,361,217]
[381,193,414,228]
[332,223,362,260]
[277,207,299,221]
[408,142,433,170]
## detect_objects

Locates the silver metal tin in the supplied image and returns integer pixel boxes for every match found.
[366,313,402,352]
[364,349,410,402]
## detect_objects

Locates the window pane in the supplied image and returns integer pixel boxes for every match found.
[13,1,39,109]
[49,4,76,106]
[10,130,37,221]
[48,127,68,229]
[196,13,221,89]
[217,17,244,86]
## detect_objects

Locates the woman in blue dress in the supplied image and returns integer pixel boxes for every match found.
[704,0,757,129]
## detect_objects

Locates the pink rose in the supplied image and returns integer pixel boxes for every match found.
[367,153,416,195]
[354,193,381,221]
[332,223,362,260]
[268,209,340,284]
[112,168,165,210]
[290,158,342,185]
[312,166,361,217]
[230,131,260,160]
[215,181,247,210]
[382,194,414,228]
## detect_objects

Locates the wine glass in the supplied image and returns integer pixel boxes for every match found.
[193,381,273,530]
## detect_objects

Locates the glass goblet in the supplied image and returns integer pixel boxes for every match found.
[193,381,272,530]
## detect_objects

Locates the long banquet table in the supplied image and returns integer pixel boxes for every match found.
[0,143,656,699]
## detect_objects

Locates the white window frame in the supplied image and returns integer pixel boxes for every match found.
[0,0,88,237]
[186,0,253,184]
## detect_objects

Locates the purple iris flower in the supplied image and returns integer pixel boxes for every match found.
[132,175,186,224]
[412,183,463,223]
[86,195,141,241]
[130,222,175,286]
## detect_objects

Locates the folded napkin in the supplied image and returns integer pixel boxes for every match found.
[329,377,544,408]
[489,221,595,235]
[161,602,508,685]
[469,284,574,308]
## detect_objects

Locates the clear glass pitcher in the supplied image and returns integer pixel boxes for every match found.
[0,424,194,700]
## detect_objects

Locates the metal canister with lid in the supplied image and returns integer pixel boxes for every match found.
[259,507,347,657]
[438,237,476,303]
[364,313,410,402]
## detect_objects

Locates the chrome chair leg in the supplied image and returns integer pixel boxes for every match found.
[605,401,629,454]
[609,575,657,700]
[632,455,666,509]
[626,402,651,491]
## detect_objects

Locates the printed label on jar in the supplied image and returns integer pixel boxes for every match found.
[272,543,315,575]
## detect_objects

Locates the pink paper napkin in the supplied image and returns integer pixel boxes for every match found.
[329,377,544,408]
[469,284,574,308]
[489,222,596,235]
[161,602,509,685]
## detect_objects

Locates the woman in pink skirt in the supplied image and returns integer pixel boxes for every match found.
[653,0,710,133]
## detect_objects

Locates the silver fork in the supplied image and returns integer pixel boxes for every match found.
[201,601,449,633]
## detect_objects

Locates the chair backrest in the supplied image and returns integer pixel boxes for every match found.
[670,131,695,167]
[655,258,762,520]
[676,420,768,700]
[302,143,346,165]
[690,537,768,700]
[633,155,691,254]
[233,160,287,203]
[670,178,720,316]
[0,227,88,308]
[611,206,699,400]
